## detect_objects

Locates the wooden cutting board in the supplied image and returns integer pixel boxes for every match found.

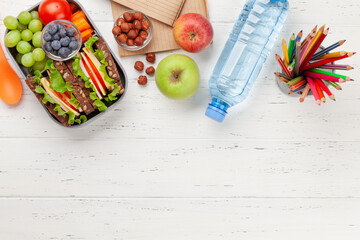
[111,0,209,57]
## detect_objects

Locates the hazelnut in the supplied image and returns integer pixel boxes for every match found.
[134,20,142,30]
[146,66,155,75]
[146,52,156,63]
[116,18,125,26]
[138,75,148,85]
[142,20,151,31]
[126,39,134,46]
[117,33,127,44]
[112,26,121,36]
[127,29,138,40]
[134,61,144,71]
[121,22,130,33]
[134,36,144,46]
[134,12,144,21]
[123,12,134,22]
[139,31,148,40]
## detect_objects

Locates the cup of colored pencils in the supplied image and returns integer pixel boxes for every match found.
[274,25,356,105]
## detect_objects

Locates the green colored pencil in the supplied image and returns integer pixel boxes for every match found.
[326,81,342,90]
[287,76,304,86]
[307,68,353,81]
[288,33,295,61]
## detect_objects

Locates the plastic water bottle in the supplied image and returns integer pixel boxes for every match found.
[205,0,289,122]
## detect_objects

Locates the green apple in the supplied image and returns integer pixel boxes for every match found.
[155,54,200,100]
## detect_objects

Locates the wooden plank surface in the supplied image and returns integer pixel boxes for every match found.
[0,0,360,239]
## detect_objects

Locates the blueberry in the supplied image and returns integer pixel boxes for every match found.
[43,32,52,42]
[68,41,78,51]
[58,47,71,58]
[60,36,70,47]
[47,23,58,35]
[45,42,53,52]
[70,37,77,42]
[51,40,61,50]
[59,28,67,38]
[52,33,60,41]
[53,50,58,56]
[58,24,66,31]
[66,28,76,37]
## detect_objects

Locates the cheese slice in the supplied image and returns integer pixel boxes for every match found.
[79,58,103,100]
[41,78,80,116]
[80,52,107,96]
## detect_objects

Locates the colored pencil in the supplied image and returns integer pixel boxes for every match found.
[300,27,328,71]
[282,39,290,66]
[301,25,326,63]
[294,41,301,76]
[311,40,346,60]
[306,76,321,105]
[279,77,289,83]
[291,31,302,59]
[301,25,317,49]
[315,78,335,101]
[275,72,292,80]
[307,68,353,81]
[275,54,291,77]
[303,71,345,83]
[288,33,295,61]
[316,51,347,60]
[299,84,310,102]
[287,76,304,86]
[301,52,356,71]
[290,80,307,90]
[326,80,342,90]
[314,79,326,103]
[316,64,353,71]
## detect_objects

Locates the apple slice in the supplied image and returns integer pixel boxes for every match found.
[80,52,107,96]
[79,58,103,100]
[41,78,80,116]
[83,48,113,90]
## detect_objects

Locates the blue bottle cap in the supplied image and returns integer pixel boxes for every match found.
[205,104,227,123]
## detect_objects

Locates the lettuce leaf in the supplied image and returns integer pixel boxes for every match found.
[85,36,99,54]
[33,70,42,85]
[72,55,108,112]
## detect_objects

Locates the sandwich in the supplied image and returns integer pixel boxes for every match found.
[25,36,125,127]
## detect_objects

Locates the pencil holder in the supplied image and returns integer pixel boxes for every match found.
[274,25,355,105]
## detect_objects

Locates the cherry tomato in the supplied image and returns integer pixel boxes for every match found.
[38,0,72,25]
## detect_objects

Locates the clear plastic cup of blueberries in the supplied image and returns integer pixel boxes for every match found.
[41,20,82,61]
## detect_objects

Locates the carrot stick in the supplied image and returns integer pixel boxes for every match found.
[81,29,94,43]
[73,17,92,32]
[71,11,86,22]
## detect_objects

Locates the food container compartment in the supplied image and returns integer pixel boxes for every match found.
[4,0,128,128]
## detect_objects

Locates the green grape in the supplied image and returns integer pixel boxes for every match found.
[30,11,39,20]
[28,19,43,33]
[18,11,32,25]
[32,59,47,71]
[21,53,35,68]
[16,41,32,54]
[21,29,33,42]
[17,22,27,32]
[16,53,24,65]
[4,16,18,30]
[4,30,21,48]
[32,31,42,48]
[32,48,45,62]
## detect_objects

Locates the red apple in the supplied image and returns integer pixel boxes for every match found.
[173,13,214,53]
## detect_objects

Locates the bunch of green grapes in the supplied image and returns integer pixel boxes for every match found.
[4,10,47,72]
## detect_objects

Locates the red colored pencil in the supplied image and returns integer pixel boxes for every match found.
[300,28,329,69]
[301,52,356,72]
[301,25,317,50]
[306,76,321,105]
[303,71,345,83]
[315,78,335,101]
[275,54,291,77]
[314,79,326,103]
[290,80,307,90]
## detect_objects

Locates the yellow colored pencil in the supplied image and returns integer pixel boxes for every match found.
[317,51,347,60]
[302,25,325,62]
[282,39,289,66]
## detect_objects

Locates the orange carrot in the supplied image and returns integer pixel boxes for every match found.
[71,11,86,22]
[81,29,94,43]
[70,3,78,13]
[73,17,92,32]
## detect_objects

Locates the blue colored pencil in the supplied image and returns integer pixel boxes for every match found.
[291,31,302,60]
[311,40,346,60]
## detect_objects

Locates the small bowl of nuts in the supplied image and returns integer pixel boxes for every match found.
[113,11,153,51]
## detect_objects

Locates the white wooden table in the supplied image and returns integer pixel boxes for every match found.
[1,0,360,239]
